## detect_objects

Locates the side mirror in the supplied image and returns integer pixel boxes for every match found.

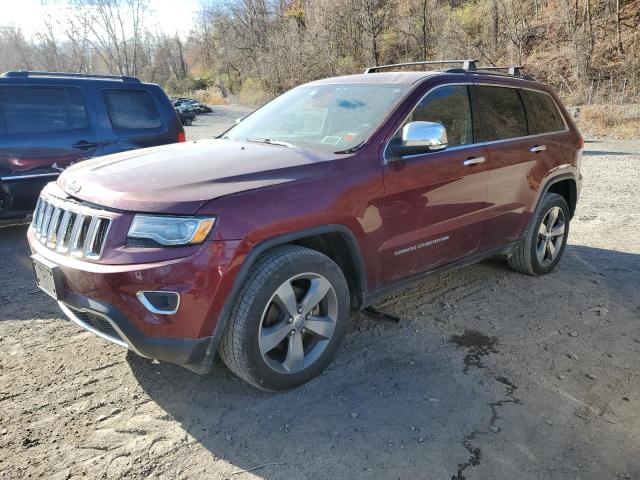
[390,121,448,157]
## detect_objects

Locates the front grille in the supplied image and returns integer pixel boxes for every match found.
[31,196,111,260]
[70,308,124,342]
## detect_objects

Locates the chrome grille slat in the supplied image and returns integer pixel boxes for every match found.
[33,199,45,234]
[55,211,73,252]
[40,203,54,241]
[36,202,46,238]
[39,201,49,234]
[69,214,87,257]
[46,207,62,247]
[86,218,110,259]
[33,198,43,231]
[31,195,112,260]
[36,201,47,237]
[83,217,100,258]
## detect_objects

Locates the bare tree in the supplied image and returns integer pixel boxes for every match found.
[72,0,149,76]
[355,0,395,66]
[1,27,34,70]
[0,0,638,106]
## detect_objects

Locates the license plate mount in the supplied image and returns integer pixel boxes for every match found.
[31,255,63,300]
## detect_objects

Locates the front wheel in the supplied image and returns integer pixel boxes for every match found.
[508,193,570,276]
[219,246,350,391]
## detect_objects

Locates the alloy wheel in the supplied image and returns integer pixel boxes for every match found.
[536,206,566,266]
[258,273,338,374]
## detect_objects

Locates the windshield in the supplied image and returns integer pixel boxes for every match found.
[223,83,410,153]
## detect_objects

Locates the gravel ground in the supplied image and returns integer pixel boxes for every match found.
[0,107,639,480]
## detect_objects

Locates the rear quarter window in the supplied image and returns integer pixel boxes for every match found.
[520,89,566,134]
[474,85,527,142]
[0,86,89,134]
[103,90,161,129]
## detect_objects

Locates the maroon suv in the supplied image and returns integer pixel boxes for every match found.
[28,61,582,390]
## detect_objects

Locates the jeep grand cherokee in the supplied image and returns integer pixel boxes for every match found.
[28,60,582,391]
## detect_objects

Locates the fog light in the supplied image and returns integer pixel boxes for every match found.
[137,291,180,315]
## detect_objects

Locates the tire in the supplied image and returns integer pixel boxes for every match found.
[508,193,570,276]
[219,245,350,391]
[184,118,192,126]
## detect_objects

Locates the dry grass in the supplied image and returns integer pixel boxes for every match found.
[183,87,227,105]
[237,78,270,107]
[576,104,640,140]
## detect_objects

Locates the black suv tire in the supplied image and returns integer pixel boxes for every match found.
[219,245,350,391]
[508,193,570,276]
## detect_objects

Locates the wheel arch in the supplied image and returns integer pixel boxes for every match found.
[289,231,366,311]
[545,176,577,218]
[520,172,577,246]
[199,224,368,372]
[239,225,368,310]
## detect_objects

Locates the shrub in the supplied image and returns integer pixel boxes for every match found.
[166,76,210,94]
[576,104,640,139]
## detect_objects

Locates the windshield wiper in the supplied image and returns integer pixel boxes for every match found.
[247,138,297,148]
[334,141,365,154]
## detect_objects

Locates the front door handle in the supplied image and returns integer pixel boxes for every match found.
[530,145,547,153]
[72,141,99,150]
[463,156,486,166]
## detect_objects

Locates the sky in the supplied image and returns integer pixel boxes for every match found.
[1,0,204,38]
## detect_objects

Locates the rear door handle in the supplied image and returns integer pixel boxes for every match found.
[530,145,547,153]
[72,141,99,150]
[463,156,486,166]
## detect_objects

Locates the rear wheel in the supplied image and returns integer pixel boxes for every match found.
[219,246,350,391]
[508,193,570,276]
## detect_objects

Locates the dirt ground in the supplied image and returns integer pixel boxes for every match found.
[1,106,639,480]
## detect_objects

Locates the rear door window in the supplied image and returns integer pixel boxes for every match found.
[0,86,89,134]
[520,89,566,134]
[103,90,161,129]
[474,86,527,142]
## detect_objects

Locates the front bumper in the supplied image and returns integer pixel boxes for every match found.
[58,295,214,373]
[28,228,242,373]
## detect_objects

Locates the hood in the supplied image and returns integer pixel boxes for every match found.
[57,139,339,214]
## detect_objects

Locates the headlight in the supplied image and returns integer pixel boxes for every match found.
[128,215,216,246]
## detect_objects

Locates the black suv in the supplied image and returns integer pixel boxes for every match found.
[0,71,184,219]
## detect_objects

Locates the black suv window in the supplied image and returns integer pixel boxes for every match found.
[475,86,527,142]
[0,86,89,134]
[104,90,161,129]
[406,85,473,147]
[520,89,566,134]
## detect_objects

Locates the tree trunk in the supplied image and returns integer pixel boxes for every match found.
[586,0,593,51]
[421,0,428,61]
[491,0,499,50]
[616,0,624,54]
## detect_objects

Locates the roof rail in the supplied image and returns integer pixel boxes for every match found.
[476,65,524,77]
[364,59,477,74]
[1,71,141,82]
